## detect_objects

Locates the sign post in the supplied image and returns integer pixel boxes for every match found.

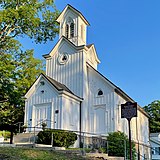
[121,102,137,160]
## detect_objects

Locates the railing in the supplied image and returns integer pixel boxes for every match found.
[14,122,23,133]
[15,124,151,159]
[33,119,55,145]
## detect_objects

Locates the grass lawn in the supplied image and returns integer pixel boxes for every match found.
[0,147,92,160]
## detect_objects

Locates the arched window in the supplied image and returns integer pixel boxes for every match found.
[98,89,103,96]
[65,24,69,38]
[65,17,74,39]
[70,22,74,38]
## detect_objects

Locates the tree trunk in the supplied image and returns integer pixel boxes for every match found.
[9,125,14,144]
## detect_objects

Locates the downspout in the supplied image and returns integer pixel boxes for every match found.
[79,101,82,148]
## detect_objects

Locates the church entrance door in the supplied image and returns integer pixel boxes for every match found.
[34,104,51,130]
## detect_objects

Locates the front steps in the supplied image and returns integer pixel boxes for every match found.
[13,132,38,144]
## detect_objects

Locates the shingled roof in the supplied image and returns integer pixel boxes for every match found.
[44,74,73,94]
[42,73,82,100]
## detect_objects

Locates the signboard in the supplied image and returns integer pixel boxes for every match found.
[121,102,137,119]
[121,101,137,160]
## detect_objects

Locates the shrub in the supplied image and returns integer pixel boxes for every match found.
[107,131,136,160]
[42,122,47,131]
[98,147,106,153]
[37,129,77,148]
[0,130,11,139]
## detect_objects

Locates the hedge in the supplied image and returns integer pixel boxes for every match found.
[37,129,77,148]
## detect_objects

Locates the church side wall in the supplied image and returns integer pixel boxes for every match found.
[86,66,115,135]
[81,51,89,133]
[114,93,150,144]
[61,94,80,132]
[114,93,150,159]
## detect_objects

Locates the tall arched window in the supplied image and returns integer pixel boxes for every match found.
[65,24,69,38]
[65,17,74,39]
[70,22,74,38]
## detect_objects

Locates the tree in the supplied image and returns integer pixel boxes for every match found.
[107,131,136,160]
[0,0,59,49]
[0,49,44,143]
[144,100,160,133]
[0,0,59,140]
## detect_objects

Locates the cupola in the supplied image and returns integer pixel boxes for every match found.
[56,4,90,46]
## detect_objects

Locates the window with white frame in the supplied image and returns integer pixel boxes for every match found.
[65,17,74,39]
[70,22,74,38]
[65,24,69,38]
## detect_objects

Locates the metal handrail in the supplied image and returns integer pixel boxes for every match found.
[33,119,55,145]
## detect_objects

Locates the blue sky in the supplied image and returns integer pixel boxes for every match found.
[22,0,160,107]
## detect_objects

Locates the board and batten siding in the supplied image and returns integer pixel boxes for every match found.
[46,41,84,98]
[87,66,115,134]
[77,16,87,46]
[61,94,80,132]
[59,8,87,46]
[24,77,61,132]
[114,93,150,145]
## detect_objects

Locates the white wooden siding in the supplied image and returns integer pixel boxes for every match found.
[46,41,83,98]
[86,66,115,134]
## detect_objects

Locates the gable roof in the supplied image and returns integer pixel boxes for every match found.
[86,62,149,118]
[150,137,160,146]
[86,44,93,49]
[150,133,160,138]
[25,73,82,100]
[44,74,73,94]
[43,36,87,58]
[56,4,90,26]
[86,44,100,64]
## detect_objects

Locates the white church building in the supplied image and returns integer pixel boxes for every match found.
[24,4,150,158]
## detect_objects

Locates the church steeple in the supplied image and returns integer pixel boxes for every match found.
[56,4,90,46]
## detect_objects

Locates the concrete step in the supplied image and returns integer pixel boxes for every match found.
[13,132,38,144]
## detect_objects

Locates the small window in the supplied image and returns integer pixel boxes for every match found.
[98,90,103,96]
[70,22,74,38]
[58,53,69,65]
[40,81,45,85]
[41,90,44,93]
[55,110,59,114]
[62,55,67,61]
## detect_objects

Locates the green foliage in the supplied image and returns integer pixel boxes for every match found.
[0,130,11,139]
[0,0,59,132]
[37,130,77,148]
[0,50,43,126]
[42,122,47,131]
[0,0,59,47]
[98,147,106,153]
[144,100,160,133]
[0,147,87,160]
[107,131,136,160]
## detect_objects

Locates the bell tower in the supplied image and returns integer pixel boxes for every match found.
[56,4,90,46]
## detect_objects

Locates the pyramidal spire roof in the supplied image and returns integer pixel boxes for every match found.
[56,4,90,26]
